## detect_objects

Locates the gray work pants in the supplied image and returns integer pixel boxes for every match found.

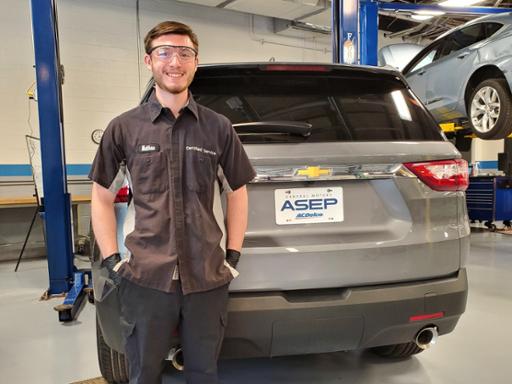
[119,278,229,384]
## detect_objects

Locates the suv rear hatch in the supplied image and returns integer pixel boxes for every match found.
[190,63,469,292]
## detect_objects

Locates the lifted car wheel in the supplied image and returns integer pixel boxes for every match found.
[469,78,512,139]
[370,342,424,358]
[97,318,129,384]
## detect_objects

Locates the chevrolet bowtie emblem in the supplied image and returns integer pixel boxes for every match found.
[296,166,332,178]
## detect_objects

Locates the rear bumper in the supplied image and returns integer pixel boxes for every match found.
[221,268,468,358]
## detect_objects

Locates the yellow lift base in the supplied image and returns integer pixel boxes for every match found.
[439,123,512,139]
[439,123,474,137]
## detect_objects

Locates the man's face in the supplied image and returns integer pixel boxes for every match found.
[144,34,198,96]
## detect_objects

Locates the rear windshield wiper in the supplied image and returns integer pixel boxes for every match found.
[233,121,312,137]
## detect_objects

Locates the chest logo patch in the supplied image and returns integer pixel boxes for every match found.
[186,145,217,157]
[137,144,160,153]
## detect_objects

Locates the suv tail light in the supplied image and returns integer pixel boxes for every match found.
[404,159,469,191]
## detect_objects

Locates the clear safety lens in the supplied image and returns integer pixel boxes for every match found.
[150,45,197,62]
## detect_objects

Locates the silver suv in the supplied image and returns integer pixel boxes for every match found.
[92,63,469,383]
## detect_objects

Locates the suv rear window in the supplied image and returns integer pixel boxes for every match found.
[191,72,444,143]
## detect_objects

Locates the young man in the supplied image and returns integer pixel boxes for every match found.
[89,21,255,384]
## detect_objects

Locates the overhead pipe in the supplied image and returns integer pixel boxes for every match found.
[378,3,512,15]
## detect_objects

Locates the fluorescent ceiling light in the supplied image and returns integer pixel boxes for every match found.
[411,9,445,20]
[411,14,435,21]
[439,0,485,8]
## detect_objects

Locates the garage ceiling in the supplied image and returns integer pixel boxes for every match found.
[177,0,512,41]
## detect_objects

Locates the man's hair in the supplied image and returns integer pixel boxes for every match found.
[144,21,199,54]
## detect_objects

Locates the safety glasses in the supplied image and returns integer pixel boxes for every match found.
[148,45,198,63]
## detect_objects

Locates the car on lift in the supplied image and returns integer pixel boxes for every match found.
[403,12,512,140]
[91,62,469,383]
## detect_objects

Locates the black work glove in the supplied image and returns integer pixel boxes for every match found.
[101,252,122,286]
[225,249,241,269]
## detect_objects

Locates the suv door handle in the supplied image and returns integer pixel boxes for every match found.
[457,51,470,59]
[418,69,426,76]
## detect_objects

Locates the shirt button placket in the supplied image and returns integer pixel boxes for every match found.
[170,119,187,293]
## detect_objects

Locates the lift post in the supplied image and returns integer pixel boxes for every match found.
[30,0,73,294]
[360,0,379,66]
[332,0,360,64]
[30,0,90,321]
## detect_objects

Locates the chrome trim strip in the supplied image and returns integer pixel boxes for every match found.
[251,164,415,183]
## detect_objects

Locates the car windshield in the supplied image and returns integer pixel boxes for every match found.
[191,71,444,143]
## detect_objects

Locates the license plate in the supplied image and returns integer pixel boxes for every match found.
[274,187,344,225]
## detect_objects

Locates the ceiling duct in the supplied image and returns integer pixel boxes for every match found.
[225,0,327,20]
[177,0,330,21]
[274,18,331,35]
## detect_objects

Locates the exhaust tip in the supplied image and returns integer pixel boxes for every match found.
[415,326,439,350]
[170,347,184,371]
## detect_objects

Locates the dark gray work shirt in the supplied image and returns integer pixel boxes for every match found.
[89,91,255,294]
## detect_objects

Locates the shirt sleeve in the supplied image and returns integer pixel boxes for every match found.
[218,119,256,192]
[88,118,126,193]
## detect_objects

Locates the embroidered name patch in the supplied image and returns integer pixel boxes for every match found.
[137,144,160,153]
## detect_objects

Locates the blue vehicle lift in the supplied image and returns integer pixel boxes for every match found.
[30,0,512,322]
[30,0,91,322]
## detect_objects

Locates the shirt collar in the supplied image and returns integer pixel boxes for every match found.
[147,89,199,122]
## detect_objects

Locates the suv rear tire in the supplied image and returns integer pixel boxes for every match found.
[370,342,424,358]
[468,78,512,139]
[97,318,129,384]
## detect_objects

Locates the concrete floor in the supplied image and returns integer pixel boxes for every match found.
[1,230,511,384]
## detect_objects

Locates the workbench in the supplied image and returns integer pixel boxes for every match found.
[0,194,90,208]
